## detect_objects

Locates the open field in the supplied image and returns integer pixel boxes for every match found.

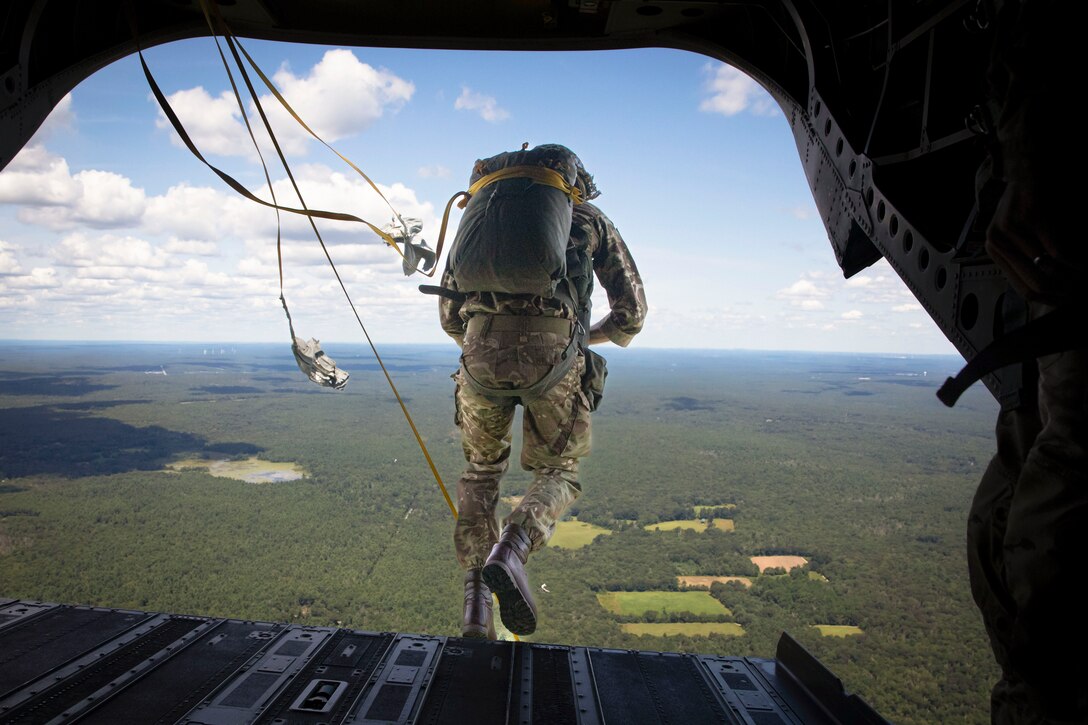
[693,504,736,514]
[166,456,307,483]
[677,575,752,589]
[596,591,731,617]
[548,519,612,549]
[621,623,745,637]
[644,518,734,533]
[750,555,808,573]
[814,625,865,637]
[645,519,705,532]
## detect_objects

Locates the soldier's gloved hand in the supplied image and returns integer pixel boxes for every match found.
[986,181,1085,307]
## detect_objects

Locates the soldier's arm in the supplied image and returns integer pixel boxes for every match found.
[588,209,647,347]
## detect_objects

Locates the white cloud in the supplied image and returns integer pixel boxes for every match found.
[156,50,413,160]
[155,86,251,157]
[799,299,824,311]
[844,260,918,305]
[892,303,922,313]
[164,239,219,256]
[700,63,778,117]
[418,165,451,179]
[55,232,170,270]
[777,278,828,299]
[0,147,146,229]
[1,266,61,290]
[455,87,510,122]
[0,241,22,275]
[841,309,864,319]
[29,94,76,143]
[144,183,258,240]
[0,145,82,205]
[270,50,413,140]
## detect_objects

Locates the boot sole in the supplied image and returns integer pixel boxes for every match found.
[482,561,537,635]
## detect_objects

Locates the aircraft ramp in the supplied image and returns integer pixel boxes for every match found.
[0,599,885,724]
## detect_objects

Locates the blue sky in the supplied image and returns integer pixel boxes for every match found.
[0,38,956,355]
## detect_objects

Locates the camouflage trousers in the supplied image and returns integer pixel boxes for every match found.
[452,322,591,570]
[967,344,1088,724]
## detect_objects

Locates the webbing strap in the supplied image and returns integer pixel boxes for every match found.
[461,165,584,208]
[460,315,583,402]
[131,1,457,519]
[937,306,1084,407]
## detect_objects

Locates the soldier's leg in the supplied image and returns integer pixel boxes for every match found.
[507,355,591,551]
[1001,348,1088,722]
[453,371,516,571]
[967,404,1041,723]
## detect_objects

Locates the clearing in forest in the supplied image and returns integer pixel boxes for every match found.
[621,622,745,637]
[750,555,808,573]
[166,457,307,483]
[645,518,734,532]
[693,504,736,514]
[677,575,752,589]
[596,591,731,617]
[813,625,864,637]
[548,519,613,549]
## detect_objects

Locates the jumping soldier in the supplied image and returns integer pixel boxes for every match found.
[436,144,646,638]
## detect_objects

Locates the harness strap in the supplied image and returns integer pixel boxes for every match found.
[458,166,585,209]
[937,306,1084,407]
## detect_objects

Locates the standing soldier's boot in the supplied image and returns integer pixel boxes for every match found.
[482,524,537,635]
[462,569,496,639]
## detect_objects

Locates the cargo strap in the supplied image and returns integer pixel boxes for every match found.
[459,166,585,209]
[460,315,583,402]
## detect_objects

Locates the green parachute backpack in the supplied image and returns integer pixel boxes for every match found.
[448,144,585,297]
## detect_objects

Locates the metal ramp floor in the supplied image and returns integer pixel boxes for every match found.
[0,599,884,724]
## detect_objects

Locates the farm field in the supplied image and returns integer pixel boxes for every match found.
[596,591,732,617]
[166,456,307,483]
[548,519,613,549]
[621,622,745,637]
[750,555,808,573]
[814,625,865,637]
[677,575,752,589]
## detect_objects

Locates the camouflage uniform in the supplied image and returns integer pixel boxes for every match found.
[441,202,646,569]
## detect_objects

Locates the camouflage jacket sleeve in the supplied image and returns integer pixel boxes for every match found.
[575,203,647,347]
[438,266,466,347]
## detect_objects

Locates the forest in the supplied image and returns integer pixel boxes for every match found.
[0,341,1001,724]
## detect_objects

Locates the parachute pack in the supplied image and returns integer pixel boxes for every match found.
[447,144,585,298]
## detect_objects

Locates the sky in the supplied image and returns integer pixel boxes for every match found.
[0,38,957,355]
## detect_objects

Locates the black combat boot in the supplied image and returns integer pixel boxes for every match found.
[482,524,537,635]
[462,568,496,640]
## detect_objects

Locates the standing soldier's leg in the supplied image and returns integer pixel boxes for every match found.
[453,372,515,639]
[1001,347,1088,722]
[511,355,591,549]
[967,403,1040,723]
[483,356,591,636]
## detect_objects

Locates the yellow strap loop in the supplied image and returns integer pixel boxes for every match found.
[460,165,584,209]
